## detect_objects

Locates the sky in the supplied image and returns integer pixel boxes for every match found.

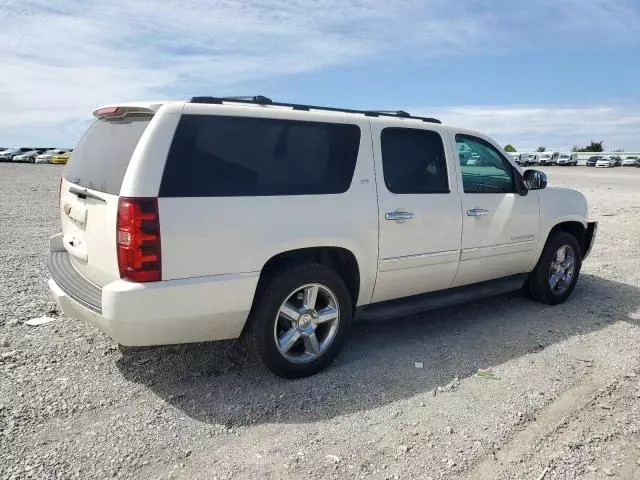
[1,0,639,151]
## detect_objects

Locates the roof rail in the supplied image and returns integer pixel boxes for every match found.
[187,96,441,124]
[366,110,411,118]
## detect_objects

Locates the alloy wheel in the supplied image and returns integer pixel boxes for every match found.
[273,283,340,364]
[548,245,576,295]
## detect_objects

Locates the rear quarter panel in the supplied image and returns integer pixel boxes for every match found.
[155,107,379,306]
[120,103,184,197]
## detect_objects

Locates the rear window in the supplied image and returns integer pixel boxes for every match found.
[159,115,361,197]
[64,115,151,194]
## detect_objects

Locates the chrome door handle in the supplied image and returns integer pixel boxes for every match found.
[467,208,490,217]
[385,211,415,221]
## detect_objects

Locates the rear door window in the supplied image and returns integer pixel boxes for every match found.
[159,115,361,197]
[380,127,449,194]
[64,115,152,194]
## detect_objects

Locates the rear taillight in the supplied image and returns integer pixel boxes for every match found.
[117,197,161,282]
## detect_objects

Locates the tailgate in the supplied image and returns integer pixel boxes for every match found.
[60,179,120,286]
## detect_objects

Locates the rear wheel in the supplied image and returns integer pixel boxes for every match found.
[244,263,352,378]
[527,232,582,305]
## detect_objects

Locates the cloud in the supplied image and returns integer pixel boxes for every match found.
[0,0,491,144]
[418,104,640,151]
[0,0,639,146]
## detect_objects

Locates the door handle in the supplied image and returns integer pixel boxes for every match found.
[385,211,415,221]
[467,208,490,217]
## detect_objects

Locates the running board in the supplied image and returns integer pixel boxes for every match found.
[356,274,528,321]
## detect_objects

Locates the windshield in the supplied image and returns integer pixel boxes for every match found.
[64,115,152,194]
[559,155,569,158]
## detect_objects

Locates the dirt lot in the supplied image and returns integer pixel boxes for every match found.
[1,164,640,480]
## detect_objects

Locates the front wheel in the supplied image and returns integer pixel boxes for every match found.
[244,263,352,378]
[527,232,582,305]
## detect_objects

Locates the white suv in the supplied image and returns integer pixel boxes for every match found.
[48,96,597,378]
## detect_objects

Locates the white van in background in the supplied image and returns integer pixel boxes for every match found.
[538,152,560,166]
[557,153,578,166]
[515,153,532,166]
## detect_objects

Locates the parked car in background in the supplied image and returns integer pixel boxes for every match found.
[0,148,22,161]
[12,150,40,163]
[556,153,578,166]
[36,149,68,164]
[596,157,615,168]
[527,153,539,165]
[47,96,597,378]
[50,150,72,164]
[609,156,622,167]
[622,156,639,167]
[586,156,602,167]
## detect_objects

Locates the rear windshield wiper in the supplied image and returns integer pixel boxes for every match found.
[69,186,107,203]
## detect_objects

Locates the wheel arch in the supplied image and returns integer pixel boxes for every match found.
[256,247,362,310]
[548,221,586,256]
[528,218,588,272]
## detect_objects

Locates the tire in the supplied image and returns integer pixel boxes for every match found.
[244,263,352,378]
[527,231,582,305]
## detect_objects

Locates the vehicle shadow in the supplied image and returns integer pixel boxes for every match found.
[116,274,639,427]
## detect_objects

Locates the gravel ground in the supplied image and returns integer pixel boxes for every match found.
[1,163,640,480]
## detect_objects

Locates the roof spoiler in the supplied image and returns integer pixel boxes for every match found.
[93,105,157,119]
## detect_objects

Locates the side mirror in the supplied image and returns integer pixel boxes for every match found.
[523,169,547,190]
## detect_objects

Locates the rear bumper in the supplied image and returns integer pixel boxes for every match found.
[48,237,258,346]
[583,221,597,260]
